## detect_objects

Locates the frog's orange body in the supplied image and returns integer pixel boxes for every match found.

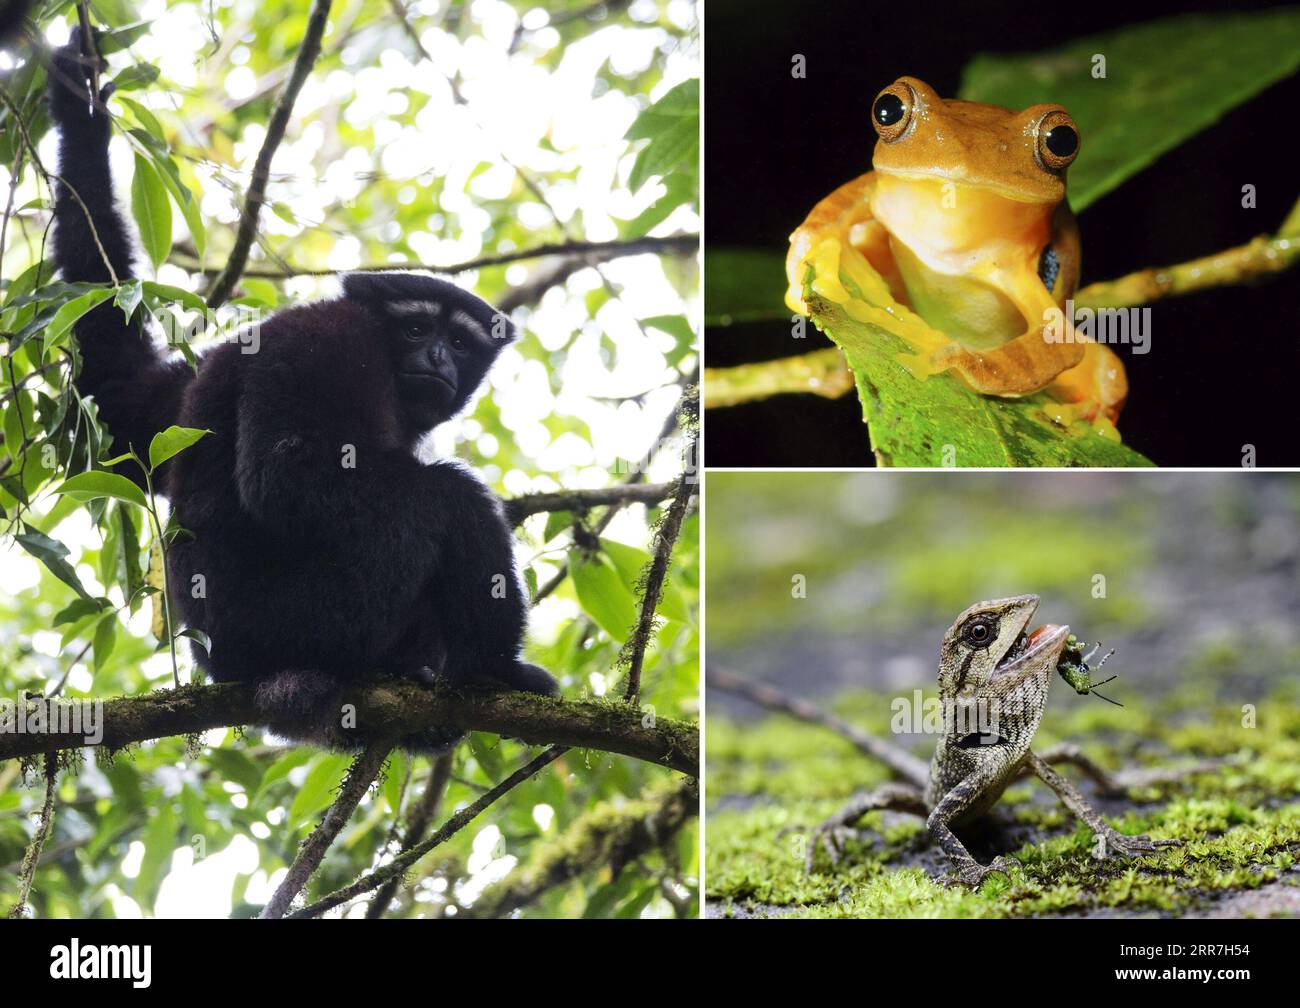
[785,76,1127,423]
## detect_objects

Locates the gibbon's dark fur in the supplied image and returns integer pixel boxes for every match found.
[47,37,557,751]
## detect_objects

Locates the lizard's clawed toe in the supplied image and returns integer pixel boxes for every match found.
[1098,830,1180,858]
[939,858,1015,889]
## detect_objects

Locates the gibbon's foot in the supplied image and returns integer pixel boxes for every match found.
[508,662,561,697]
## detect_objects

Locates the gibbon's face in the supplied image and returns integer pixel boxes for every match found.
[343,272,516,432]
[390,300,497,426]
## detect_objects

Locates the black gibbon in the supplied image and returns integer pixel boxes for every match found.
[47,36,557,751]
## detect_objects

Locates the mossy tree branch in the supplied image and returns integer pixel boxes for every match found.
[0,681,698,776]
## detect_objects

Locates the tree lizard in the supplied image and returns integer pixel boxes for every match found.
[778,595,1206,887]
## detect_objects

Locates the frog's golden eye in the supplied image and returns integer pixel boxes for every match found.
[871,83,915,142]
[1035,110,1080,171]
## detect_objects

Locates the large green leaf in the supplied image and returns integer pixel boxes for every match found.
[626,78,699,193]
[570,549,638,642]
[800,259,1153,468]
[960,10,1300,212]
[15,524,97,602]
[148,425,210,470]
[130,152,172,269]
[55,470,149,508]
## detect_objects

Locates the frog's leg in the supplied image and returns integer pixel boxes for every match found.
[927,264,1087,397]
[786,172,905,314]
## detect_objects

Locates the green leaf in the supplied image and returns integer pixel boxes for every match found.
[130,132,207,257]
[15,524,96,602]
[148,425,210,470]
[960,10,1300,212]
[118,96,164,140]
[625,78,699,193]
[53,597,107,626]
[141,281,208,314]
[55,470,148,508]
[253,749,315,801]
[97,21,154,54]
[178,627,211,654]
[43,289,115,353]
[287,755,351,830]
[206,749,264,794]
[618,173,697,238]
[130,152,172,269]
[640,314,695,349]
[468,732,503,779]
[134,801,177,905]
[569,549,638,642]
[601,538,690,624]
[114,63,161,92]
[800,266,1154,467]
[542,510,574,543]
[704,247,789,326]
[92,611,118,675]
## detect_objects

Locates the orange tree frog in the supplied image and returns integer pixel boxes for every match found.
[785,76,1126,424]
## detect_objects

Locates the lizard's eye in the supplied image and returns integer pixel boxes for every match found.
[963,617,997,648]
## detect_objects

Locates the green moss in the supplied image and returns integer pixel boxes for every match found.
[707,682,1300,918]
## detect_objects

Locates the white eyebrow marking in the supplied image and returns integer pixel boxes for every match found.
[451,309,488,342]
[388,299,442,317]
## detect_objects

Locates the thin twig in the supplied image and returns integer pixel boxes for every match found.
[287,745,567,918]
[183,234,697,280]
[708,667,929,788]
[260,742,392,919]
[622,395,697,703]
[703,347,853,410]
[205,0,333,308]
[504,482,671,526]
[8,755,57,918]
[366,751,454,918]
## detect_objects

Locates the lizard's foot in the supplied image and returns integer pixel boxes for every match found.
[1095,829,1180,859]
[803,824,866,873]
[939,855,1019,889]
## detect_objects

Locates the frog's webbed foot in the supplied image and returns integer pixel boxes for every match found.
[939,855,1020,889]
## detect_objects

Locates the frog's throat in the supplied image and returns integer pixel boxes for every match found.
[874,166,1062,206]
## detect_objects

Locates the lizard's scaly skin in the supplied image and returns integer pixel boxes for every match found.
[806,595,1182,887]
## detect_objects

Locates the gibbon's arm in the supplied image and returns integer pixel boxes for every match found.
[49,36,191,469]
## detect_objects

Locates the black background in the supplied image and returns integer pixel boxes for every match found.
[703,0,1300,467]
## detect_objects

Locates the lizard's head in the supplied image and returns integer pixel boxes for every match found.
[937,594,1071,705]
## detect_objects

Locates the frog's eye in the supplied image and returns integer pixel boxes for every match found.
[1035,110,1080,170]
[871,83,915,142]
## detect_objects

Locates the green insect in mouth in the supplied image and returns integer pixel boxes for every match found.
[1056,634,1121,706]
